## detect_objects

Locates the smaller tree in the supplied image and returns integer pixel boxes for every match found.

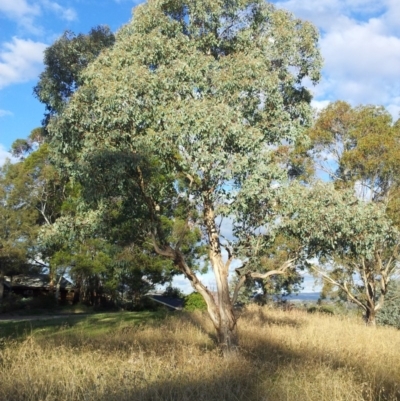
[280,182,400,325]
[0,161,38,301]
[308,101,400,221]
[232,233,303,305]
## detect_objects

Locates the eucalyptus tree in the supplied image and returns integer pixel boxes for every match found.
[34,26,115,125]
[8,129,70,297]
[306,102,400,323]
[47,0,322,353]
[0,161,38,301]
[308,101,400,219]
[280,183,400,325]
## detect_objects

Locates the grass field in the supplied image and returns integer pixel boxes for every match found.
[1,306,400,401]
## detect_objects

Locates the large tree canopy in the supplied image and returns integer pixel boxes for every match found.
[48,0,322,353]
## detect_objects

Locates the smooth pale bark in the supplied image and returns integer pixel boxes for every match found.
[152,195,239,355]
[204,196,239,355]
[153,239,238,355]
[208,252,239,354]
[55,281,61,303]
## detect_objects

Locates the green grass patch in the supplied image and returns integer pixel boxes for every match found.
[0,310,167,341]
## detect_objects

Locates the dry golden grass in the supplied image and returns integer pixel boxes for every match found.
[1,306,400,401]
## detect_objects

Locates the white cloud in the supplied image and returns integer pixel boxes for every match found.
[320,22,400,105]
[40,0,77,21]
[170,275,195,294]
[0,144,12,167]
[274,0,400,113]
[0,0,77,32]
[0,0,41,33]
[0,0,40,19]
[0,109,13,117]
[274,0,385,31]
[0,37,47,89]
[387,102,400,120]
[311,99,330,111]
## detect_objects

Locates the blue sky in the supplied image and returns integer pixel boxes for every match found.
[1,0,400,292]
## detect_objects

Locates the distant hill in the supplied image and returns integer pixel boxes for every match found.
[283,292,320,302]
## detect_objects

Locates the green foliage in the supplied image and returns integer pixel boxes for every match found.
[377,281,400,329]
[184,292,207,312]
[304,101,400,323]
[34,26,115,123]
[11,128,45,159]
[309,101,400,225]
[47,0,321,270]
[0,160,38,281]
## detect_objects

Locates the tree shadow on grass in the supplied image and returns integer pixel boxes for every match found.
[100,373,256,401]
[243,328,400,401]
[167,310,400,400]
[240,307,304,328]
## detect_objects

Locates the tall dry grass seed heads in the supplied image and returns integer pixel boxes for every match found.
[1,307,400,400]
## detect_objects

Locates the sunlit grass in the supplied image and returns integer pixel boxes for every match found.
[1,306,400,400]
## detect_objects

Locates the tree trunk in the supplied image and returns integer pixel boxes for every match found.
[215,309,238,356]
[204,197,239,356]
[0,270,4,302]
[55,281,61,304]
[161,245,238,356]
[365,279,377,326]
[210,253,239,356]
[151,196,239,356]
[49,266,55,298]
[365,307,376,326]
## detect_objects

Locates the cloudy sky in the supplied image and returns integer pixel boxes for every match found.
[1,0,399,292]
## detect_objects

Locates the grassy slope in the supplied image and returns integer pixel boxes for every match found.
[0,311,165,339]
[1,306,400,401]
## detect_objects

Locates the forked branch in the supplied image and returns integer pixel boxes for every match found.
[232,258,296,305]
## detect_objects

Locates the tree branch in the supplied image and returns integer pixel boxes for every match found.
[249,258,296,280]
[310,265,367,311]
[232,273,247,305]
[150,232,175,259]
